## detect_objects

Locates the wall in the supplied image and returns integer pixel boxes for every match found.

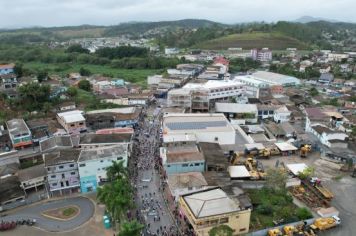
[195,131,236,145]
[164,160,205,174]
[47,162,80,191]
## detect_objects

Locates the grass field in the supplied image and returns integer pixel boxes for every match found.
[23,62,162,86]
[197,32,309,50]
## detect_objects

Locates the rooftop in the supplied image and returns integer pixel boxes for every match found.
[274,142,298,151]
[163,113,234,133]
[305,107,327,120]
[252,71,300,85]
[43,149,81,166]
[162,145,205,164]
[0,63,15,70]
[78,144,127,162]
[215,103,257,113]
[39,135,73,152]
[80,133,132,145]
[182,188,241,218]
[228,166,251,178]
[6,119,31,137]
[57,110,85,123]
[167,172,208,190]
[0,176,24,204]
[183,79,243,90]
[18,164,46,182]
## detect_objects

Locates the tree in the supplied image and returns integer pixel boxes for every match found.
[14,63,23,78]
[298,167,315,180]
[266,168,288,191]
[67,86,78,97]
[209,225,234,236]
[66,44,90,54]
[42,102,52,114]
[79,67,92,76]
[296,207,313,220]
[17,82,51,111]
[118,220,144,236]
[78,79,91,91]
[106,161,128,181]
[309,87,319,97]
[37,70,48,82]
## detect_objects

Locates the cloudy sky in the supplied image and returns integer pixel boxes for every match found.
[1,0,355,28]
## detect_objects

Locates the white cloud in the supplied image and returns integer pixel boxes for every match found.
[0,0,355,28]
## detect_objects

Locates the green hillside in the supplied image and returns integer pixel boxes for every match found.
[196,32,309,50]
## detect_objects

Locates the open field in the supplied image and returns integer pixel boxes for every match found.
[23,62,161,86]
[197,32,309,50]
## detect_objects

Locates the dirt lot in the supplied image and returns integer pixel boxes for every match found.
[260,153,356,236]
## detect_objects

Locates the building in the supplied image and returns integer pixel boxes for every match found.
[85,107,141,130]
[179,187,251,236]
[251,48,272,62]
[0,176,25,207]
[77,144,129,193]
[161,144,205,174]
[273,106,291,123]
[257,104,282,120]
[0,63,17,90]
[57,110,87,134]
[43,149,81,195]
[304,107,329,132]
[167,172,208,202]
[215,103,258,124]
[18,164,46,192]
[6,119,33,149]
[251,71,300,87]
[79,133,132,150]
[327,53,349,62]
[309,125,348,148]
[165,47,179,55]
[318,73,334,85]
[162,113,236,145]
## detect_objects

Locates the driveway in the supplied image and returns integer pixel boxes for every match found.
[0,196,95,232]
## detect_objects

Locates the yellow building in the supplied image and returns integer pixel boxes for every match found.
[179,187,251,236]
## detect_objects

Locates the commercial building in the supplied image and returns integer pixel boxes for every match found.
[6,119,33,149]
[78,144,129,193]
[57,110,87,134]
[162,113,236,145]
[251,71,300,87]
[179,187,251,236]
[43,149,81,195]
[161,144,205,174]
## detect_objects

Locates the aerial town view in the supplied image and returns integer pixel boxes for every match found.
[0,0,355,236]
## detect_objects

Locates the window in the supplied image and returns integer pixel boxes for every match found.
[214,137,218,141]
[70,124,75,127]
[52,183,57,186]
[240,228,246,232]
[194,163,200,166]
[79,163,86,167]
[220,218,229,223]
[51,175,56,178]
[117,157,123,160]
[69,164,74,167]
[100,160,104,163]
[79,122,83,125]
[71,172,75,175]
[167,165,171,167]
[182,164,188,167]
[210,219,218,225]
[59,165,64,169]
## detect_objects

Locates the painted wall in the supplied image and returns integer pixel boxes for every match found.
[164,160,205,174]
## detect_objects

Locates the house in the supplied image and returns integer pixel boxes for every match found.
[0,176,25,207]
[0,63,17,90]
[57,101,76,111]
[161,144,205,174]
[57,110,87,134]
[26,118,60,144]
[79,133,132,150]
[85,107,141,130]
[304,107,329,132]
[162,113,236,145]
[257,104,281,120]
[179,187,251,236]
[309,125,348,148]
[18,164,46,193]
[251,48,272,62]
[273,106,291,123]
[43,149,81,195]
[318,73,334,85]
[215,103,258,124]
[39,135,73,152]
[77,144,129,193]
[127,93,154,106]
[167,172,208,202]
[6,119,33,149]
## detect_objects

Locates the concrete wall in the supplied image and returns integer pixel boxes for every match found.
[164,160,205,174]
[195,131,236,145]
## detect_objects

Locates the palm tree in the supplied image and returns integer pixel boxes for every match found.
[106,160,128,181]
[118,220,144,236]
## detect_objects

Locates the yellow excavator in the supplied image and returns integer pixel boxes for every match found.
[230,152,266,180]
[300,144,312,158]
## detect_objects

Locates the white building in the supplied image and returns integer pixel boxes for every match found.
[147,75,163,86]
[327,53,349,62]
[251,71,301,87]
[309,124,348,148]
[162,113,236,145]
[165,48,179,55]
[273,106,291,123]
[251,48,272,62]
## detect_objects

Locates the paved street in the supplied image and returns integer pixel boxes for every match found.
[0,196,94,232]
[130,106,178,236]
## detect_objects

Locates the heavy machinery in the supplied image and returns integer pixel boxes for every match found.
[310,177,334,200]
[245,147,281,159]
[230,152,266,180]
[267,228,282,236]
[310,216,341,231]
[300,144,312,158]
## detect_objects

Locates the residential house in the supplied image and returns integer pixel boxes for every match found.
[0,63,17,90]
[215,103,258,124]
[6,119,33,149]
[309,125,348,148]
[57,101,76,111]
[79,133,132,150]
[179,187,251,236]
[77,144,129,193]
[127,93,154,106]
[161,144,205,174]
[318,73,334,85]
[0,176,25,207]
[57,110,87,134]
[43,149,81,195]
[257,104,281,120]
[273,106,291,123]
[304,107,329,132]
[167,172,208,202]
[18,164,46,193]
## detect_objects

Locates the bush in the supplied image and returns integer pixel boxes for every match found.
[78,79,91,91]
[296,207,313,220]
[256,204,273,215]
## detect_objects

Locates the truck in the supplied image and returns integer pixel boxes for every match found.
[310,216,341,231]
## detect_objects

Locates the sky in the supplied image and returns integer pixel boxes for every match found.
[1,0,355,28]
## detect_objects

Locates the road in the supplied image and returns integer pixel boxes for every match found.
[0,196,94,232]
[130,106,177,236]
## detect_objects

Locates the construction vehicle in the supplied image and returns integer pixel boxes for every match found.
[230,152,266,180]
[245,147,281,159]
[310,216,341,231]
[310,177,334,200]
[300,144,312,158]
[267,228,282,236]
